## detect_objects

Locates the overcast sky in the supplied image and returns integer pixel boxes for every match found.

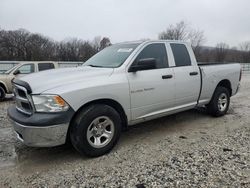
[0,0,249,47]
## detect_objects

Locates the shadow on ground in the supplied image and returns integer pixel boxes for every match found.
[13,107,210,167]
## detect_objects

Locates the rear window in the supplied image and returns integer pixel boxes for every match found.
[38,63,55,71]
[170,43,191,67]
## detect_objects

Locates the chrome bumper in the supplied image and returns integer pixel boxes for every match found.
[11,120,69,147]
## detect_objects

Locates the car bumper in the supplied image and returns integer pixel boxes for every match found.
[8,105,75,147]
[11,120,69,147]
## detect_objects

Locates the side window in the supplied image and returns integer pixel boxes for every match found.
[170,43,191,67]
[38,63,55,71]
[134,43,168,69]
[17,64,35,74]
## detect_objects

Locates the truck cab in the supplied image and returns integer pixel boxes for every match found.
[126,42,201,121]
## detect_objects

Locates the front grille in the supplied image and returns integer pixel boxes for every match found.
[13,84,33,115]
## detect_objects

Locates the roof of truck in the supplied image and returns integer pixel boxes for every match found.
[115,40,189,45]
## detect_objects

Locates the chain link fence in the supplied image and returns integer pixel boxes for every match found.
[241,63,250,73]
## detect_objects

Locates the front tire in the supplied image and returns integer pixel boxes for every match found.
[0,86,6,101]
[70,104,122,157]
[207,86,230,117]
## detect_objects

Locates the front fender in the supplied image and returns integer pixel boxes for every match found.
[62,89,131,122]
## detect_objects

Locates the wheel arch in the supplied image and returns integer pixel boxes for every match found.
[0,82,7,93]
[216,79,232,96]
[66,98,128,142]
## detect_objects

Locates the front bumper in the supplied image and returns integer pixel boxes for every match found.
[8,105,75,147]
[11,120,69,147]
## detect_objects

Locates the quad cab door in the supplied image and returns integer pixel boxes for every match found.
[127,43,175,121]
[170,43,201,108]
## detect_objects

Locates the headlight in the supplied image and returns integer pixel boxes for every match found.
[32,95,69,112]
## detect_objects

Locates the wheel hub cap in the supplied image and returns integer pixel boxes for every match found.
[93,125,104,136]
[86,116,115,148]
[218,93,228,112]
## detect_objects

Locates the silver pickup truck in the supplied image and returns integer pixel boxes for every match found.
[8,40,241,157]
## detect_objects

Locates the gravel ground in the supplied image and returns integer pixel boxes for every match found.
[0,75,249,187]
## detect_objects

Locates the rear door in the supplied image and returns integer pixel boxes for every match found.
[127,43,175,120]
[170,43,200,107]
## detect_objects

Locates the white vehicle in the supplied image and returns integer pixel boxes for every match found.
[0,61,59,100]
[8,40,242,157]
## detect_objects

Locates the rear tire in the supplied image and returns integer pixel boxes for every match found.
[0,86,6,101]
[70,104,122,157]
[207,86,230,117]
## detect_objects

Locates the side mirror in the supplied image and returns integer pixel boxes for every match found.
[13,70,20,75]
[128,58,157,72]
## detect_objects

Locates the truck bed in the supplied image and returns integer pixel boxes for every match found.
[198,63,241,106]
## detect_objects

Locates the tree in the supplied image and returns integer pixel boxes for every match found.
[100,37,111,50]
[57,38,98,61]
[239,41,250,63]
[158,21,205,61]
[91,36,111,51]
[158,21,188,40]
[215,43,230,62]
[0,28,111,61]
[0,29,57,61]
[188,30,205,60]
[92,36,102,51]
[79,41,97,61]
[26,33,56,60]
[0,29,31,60]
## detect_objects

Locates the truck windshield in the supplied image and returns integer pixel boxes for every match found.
[84,43,140,68]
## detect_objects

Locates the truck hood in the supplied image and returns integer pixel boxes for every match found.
[18,66,114,94]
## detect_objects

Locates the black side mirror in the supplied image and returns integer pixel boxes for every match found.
[13,70,20,75]
[128,58,157,72]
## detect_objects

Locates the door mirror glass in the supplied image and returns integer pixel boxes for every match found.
[128,58,156,72]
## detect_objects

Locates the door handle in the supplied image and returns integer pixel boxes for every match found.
[189,72,198,76]
[162,75,173,79]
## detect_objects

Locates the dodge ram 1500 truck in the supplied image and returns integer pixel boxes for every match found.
[8,40,241,157]
[0,61,58,100]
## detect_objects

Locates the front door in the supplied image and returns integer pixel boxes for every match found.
[127,43,175,120]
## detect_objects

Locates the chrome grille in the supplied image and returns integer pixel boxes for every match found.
[13,84,33,115]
